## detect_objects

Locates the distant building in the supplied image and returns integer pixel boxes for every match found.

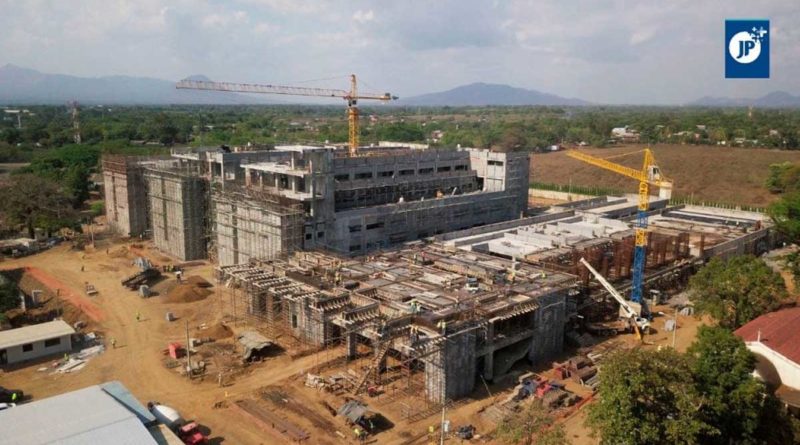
[736,307,800,410]
[611,126,640,143]
[0,319,74,366]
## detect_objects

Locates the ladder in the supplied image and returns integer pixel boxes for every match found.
[353,341,392,394]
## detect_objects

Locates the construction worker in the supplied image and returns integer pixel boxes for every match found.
[111,338,117,349]
[10,392,17,403]
[136,312,141,322]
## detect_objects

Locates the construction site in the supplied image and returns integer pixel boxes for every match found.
[51,134,770,444]
[0,79,781,445]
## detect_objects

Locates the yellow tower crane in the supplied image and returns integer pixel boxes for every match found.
[566,148,673,305]
[176,74,397,157]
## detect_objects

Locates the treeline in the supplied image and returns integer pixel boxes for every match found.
[3,105,800,164]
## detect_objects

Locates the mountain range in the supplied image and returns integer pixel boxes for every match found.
[688,91,800,108]
[1,64,799,108]
[0,64,270,105]
[398,82,590,106]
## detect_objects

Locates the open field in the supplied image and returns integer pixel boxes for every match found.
[531,144,800,207]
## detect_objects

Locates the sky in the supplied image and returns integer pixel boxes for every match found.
[1,0,799,105]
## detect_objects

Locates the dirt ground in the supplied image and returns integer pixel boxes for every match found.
[532,144,800,207]
[0,226,713,444]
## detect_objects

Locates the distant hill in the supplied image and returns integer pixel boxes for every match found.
[399,82,589,106]
[689,91,800,108]
[0,64,272,105]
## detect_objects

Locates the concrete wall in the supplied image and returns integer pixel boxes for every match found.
[747,341,800,390]
[702,228,772,259]
[425,330,478,403]
[328,191,521,255]
[528,291,567,364]
[214,195,303,266]
[145,170,208,261]
[103,168,149,237]
[528,189,595,202]
[1,334,72,366]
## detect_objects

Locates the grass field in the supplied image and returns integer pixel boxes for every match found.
[531,144,800,207]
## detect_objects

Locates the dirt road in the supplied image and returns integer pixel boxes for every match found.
[0,243,340,444]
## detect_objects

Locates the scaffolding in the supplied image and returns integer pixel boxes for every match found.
[143,163,209,261]
[212,183,305,266]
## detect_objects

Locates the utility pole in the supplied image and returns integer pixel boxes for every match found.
[185,320,192,379]
[672,306,678,348]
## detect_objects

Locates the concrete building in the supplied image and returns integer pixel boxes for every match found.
[0,381,180,444]
[0,319,74,366]
[103,145,530,264]
[143,163,209,261]
[102,156,150,238]
[217,245,574,403]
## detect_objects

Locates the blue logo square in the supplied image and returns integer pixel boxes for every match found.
[726,19,770,78]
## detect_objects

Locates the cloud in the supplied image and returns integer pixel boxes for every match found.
[0,0,798,104]
[352,10,374,24]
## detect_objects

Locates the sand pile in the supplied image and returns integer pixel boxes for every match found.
[162,283,212,304]
[202,322,233,339]
[186,275,212,288]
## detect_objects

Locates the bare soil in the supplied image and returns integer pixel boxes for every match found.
[532,144,800,207]
[0,229,713,445]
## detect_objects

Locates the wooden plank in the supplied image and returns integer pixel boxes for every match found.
[233,399,310,442]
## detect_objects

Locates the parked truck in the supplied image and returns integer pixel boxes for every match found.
[148,402,207,445]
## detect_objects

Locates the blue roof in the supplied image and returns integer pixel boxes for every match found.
[100,381,157,426]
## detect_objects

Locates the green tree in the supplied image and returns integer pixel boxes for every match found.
[765,162,793,193]
[0,174,74,238]
[0,273,18,314]
[687,326,794,444]
[496,400,569,445]
[689,255,788,329]
[64,164,91,208]
[586,348,712,445]
[769,192,800,243]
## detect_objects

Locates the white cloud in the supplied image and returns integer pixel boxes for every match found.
[352,9,374,24]
[0,0,797,104]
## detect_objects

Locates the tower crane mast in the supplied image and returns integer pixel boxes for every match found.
[176,74,397,157]
[567,148,672,305]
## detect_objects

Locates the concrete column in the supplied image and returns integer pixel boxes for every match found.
[482,321,495,380]
[274,174,279,189]
[292,176,297,193]
[346,332,358,359]
[482,352,494,381]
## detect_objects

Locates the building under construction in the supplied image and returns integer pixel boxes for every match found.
[102,144,529,263]
[216,244,575,404]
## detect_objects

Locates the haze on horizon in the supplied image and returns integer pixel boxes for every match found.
[1,0,798,105]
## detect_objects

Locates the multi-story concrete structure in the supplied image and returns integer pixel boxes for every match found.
[216,245,574,403]
[102,145,530,264]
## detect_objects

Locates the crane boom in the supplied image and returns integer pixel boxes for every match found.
[566,148,672,304]
[579,258,638,318]
[176,74,396,156]
[566,149,671,188]
[579,257,648,340]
